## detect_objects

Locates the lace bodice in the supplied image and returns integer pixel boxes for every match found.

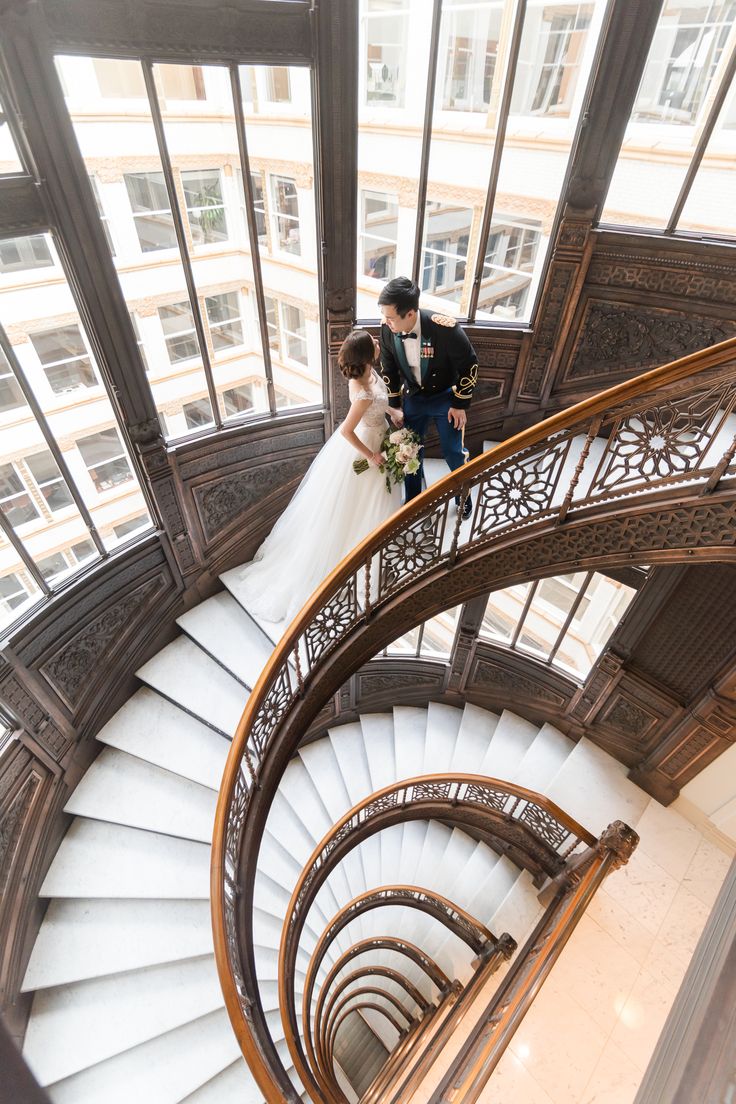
[349,370,391,430]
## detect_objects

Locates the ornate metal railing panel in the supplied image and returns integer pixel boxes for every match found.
[210,336,736,1103]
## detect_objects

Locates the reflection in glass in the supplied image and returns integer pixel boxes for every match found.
[0,346,27,414]
[0,235,54,274]
[602,1,736,232]
[125,172,178,252]
[0,93,23,174]
[182,169,229,245]
[30,325,98,394]
[360,190,399,279]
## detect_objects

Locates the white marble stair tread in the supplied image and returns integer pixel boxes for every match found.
[96,688,228,791]
[23,954,223,1086]
[40,820,210,899]
[136,636,246,736]
[22,899,213,992]
[451,703,499,773]
[64,748,216,843]
[179,1059,262,1104]
[275,757,332,842]
[177,590,275,688]
[262,789,317,867]
[462,854,518,925]
[511,721,574,793]
[479,708,538,779]
[45,1007,240,1104]
[360,712,397,791]
[393,705,428,781]
[489,868,543,947]
[413,821,453,889]
[423,702,463,773]
[328,722,373,804]
[299,737,352,823]
[545,735,650,837]
[220,565,288,647]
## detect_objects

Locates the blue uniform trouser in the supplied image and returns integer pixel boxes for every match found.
[403,389,467,502]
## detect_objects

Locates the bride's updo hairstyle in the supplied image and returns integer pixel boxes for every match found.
[338,329,376,380]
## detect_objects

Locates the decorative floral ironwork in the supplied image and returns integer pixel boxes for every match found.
[379,510,445,592]
[473,440,570,537]
[250,665,294,756]
[304,577,358,666]
[518,801,568,851]
[591,382,736,494]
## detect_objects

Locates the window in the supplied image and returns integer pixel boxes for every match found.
[273,386,300,409]
[30,325,98,394]
[282,304,308,365]
[113,514,149,540]
[0,92,23,174]
[266,67,291,102]
[360,190,398,280]
[0,573,32,615]
[182,169,228,245]
[251,172,268,245]
[25,451,74,512]
[158,301,199,364]
[77,428,133,492]
[183,398,214,430]
[478,219,542,319]
[264,296,280,356]
[0,234,54,274]
[363,1,409,107]
[70,539,96,564]
[205,292,244,350]
[440,6,501,112]
[0,346,26,414]
[223,384,255,417]
[125,172,178,252]
[0,463,39,527]
[420,202,473,298]
[270,176,300,254]
[94,59,205,102]
[386,605,461,658]
[37,552,70,584]
[515,4,594,117]
[90,177,115,257]
[481,571,638,679]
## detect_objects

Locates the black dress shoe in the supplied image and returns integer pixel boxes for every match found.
[457,496,472,521]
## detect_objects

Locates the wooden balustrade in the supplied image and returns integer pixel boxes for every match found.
[211,336,736,1103]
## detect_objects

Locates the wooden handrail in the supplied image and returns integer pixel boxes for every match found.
[211,335,736,1103]
[284,774,593,1099]
[300,883,496,1094]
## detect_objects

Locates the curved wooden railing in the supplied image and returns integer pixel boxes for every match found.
[286,775,593,1098]
[301,883,495,1087]
[211,335,736,1103]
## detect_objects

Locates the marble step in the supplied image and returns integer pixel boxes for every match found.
[328,721,373,805]
[179,1060,261,1104]
[220,565,288,648]
[423,702,464,773]
[450,702,500,773]
[546,735,650,837]
[96,687,228,791]
[40,819,210,900]
[24,954,223,1086]
[511,721,575,793]
[359,712,397,791]
[45,1007,241,1104]
[136,636,246,737]
[478,708,538,779]
[393,705,428,782]
[64,747,216,843]
[177,590,275,689]
[22,899,213,992]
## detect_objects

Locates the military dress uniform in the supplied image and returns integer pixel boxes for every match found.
[379,309,478,502]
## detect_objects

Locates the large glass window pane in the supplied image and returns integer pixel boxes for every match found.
[601,2,736,230]
[240,65,323,410]
[357,0,434,311]
[206,292,245,350]
[554,573,636,677]
[57,56,223,439]
[677,73,736,237]
[0,231,153,623]
[0,93,23,174]
[481,580,533,642]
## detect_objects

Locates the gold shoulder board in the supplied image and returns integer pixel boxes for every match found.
[430,313,457,328]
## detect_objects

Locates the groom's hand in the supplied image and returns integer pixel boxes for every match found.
[390,409,405,427]
[448,407,467,430]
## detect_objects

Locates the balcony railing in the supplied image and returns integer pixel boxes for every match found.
[211,334,736,1103]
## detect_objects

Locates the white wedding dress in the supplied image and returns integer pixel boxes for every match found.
[232,371,402,624]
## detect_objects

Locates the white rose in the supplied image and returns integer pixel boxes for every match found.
[389,430,404,444]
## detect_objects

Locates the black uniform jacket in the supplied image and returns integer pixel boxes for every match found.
[379,309,478,411]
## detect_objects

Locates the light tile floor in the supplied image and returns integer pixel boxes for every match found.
[480,797,733,1104]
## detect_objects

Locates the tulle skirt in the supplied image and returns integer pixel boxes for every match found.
[232,423,402,624]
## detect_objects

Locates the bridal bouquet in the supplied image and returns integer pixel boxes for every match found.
[353,427,423,493]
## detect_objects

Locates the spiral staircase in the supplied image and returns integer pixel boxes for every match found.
[17,337,736,1103]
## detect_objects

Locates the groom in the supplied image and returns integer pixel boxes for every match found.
[378,276,478,517]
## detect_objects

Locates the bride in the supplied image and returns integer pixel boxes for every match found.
[231,329,404,624]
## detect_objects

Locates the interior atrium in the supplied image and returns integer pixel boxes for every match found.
[0,1,735,1102]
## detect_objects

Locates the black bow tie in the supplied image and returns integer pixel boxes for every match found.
[399,332,417,340]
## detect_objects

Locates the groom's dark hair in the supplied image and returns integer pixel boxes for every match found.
[378,276,420,317]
